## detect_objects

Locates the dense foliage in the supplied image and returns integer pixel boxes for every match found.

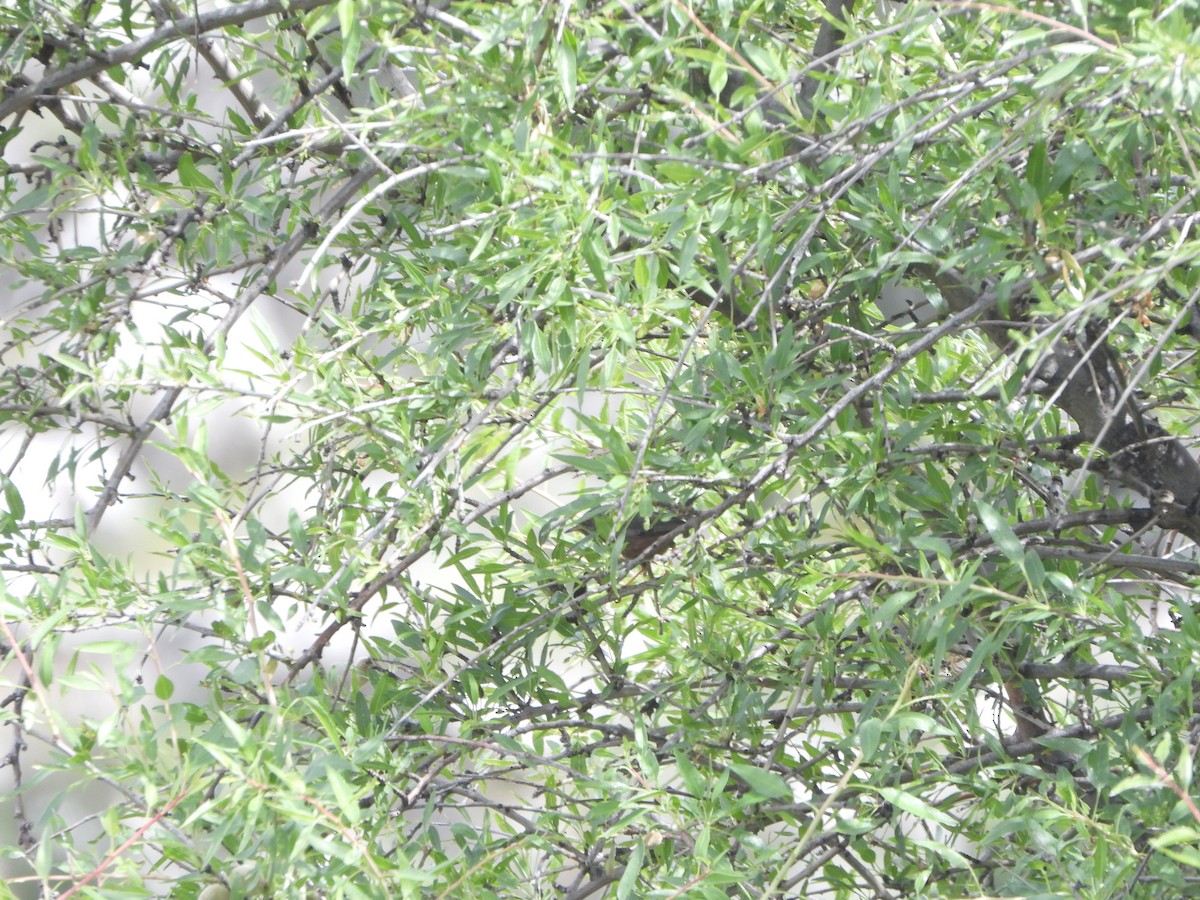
[3,0,1200,896]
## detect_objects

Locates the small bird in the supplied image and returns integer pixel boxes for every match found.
[620,514,693,560]
[571,501,700,561]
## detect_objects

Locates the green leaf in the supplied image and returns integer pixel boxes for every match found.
[1033,54,1091,90]
[155,674,175,700]
[616,841,644,899]
[1150,826,1200,849]
[858,717,882,760]
[727,762,792,800]
[177,153,216,191]
[0,474,25,523]
[974,499,1023,563]
[556,33,577,107]
[709,55,728,96]
[339,0,362,84]
[877,787,955,827]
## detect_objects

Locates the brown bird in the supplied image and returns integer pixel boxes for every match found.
[620,514,693,560]
[572,501,700,560]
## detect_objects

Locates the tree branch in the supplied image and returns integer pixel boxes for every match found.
[0,0,338,125]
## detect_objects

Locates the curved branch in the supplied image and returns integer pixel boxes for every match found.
[0,0,338,125]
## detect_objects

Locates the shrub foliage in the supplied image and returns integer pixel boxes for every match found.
[3,0,1200,896]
